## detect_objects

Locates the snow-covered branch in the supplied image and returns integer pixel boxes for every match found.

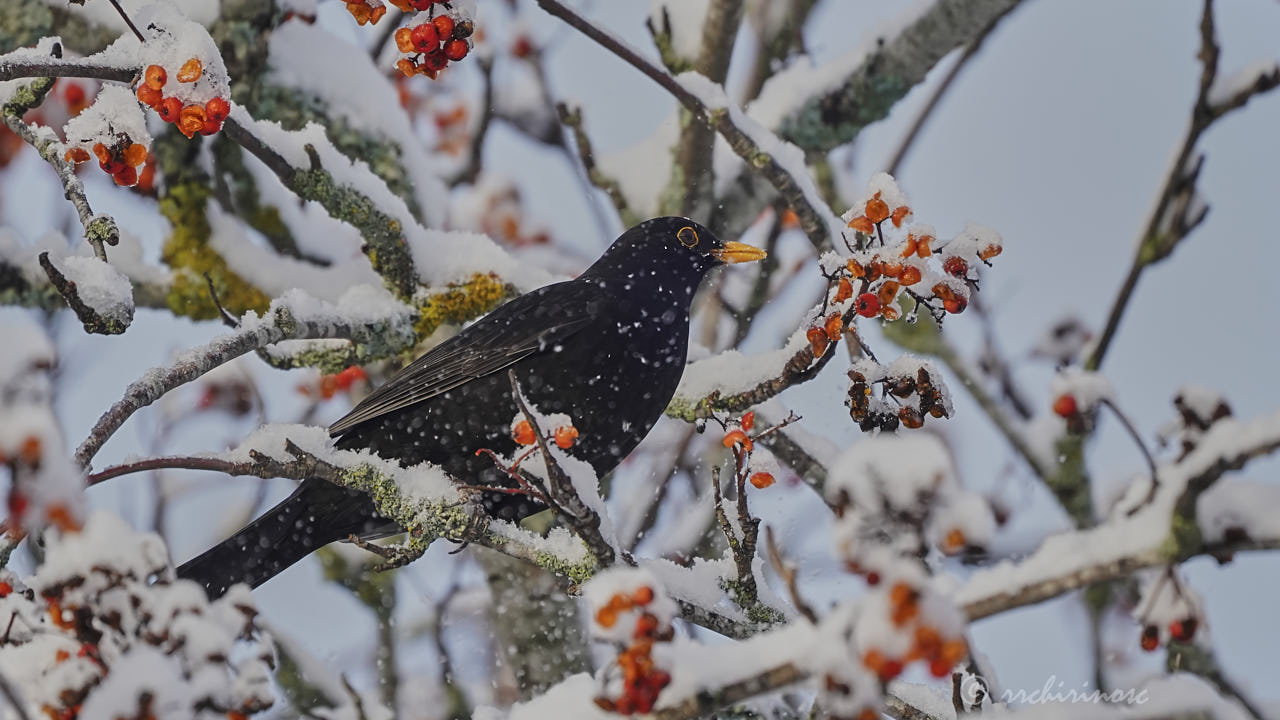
[957,408,1280,620]
[74,289,418,468]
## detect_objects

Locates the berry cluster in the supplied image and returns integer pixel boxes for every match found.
[592,584,674,715]
[864,580,969,683]
[846,358,952,433]
[297,366,368,401]
[511,416,579,449]
[827,173,1003,331]
[63,135,147,187]
[721,411,778,489]
[344,0,388,25]
[1134,567,1202,654]
[393,11,474,79]
[0,513,274,719]
[136,61,230,138]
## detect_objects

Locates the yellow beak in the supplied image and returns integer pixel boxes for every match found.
[712,241,768,264]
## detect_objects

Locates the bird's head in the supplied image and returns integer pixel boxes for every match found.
[583,217,767,288]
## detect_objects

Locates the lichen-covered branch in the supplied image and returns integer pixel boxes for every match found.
[1,74,118,261]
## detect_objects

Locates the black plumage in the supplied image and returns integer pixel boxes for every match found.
[178,217,765,597]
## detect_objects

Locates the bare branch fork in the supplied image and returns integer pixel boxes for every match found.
[507,370,618,568]
[1087,0,1280,370]
[535,0,842,252]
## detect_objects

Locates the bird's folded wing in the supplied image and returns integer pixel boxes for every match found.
[328,281,601,437]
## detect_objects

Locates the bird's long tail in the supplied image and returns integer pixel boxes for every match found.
[177,478,384,598]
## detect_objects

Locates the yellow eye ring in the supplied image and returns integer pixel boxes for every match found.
[677,226,699,248]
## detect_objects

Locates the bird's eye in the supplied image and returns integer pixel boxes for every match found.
[676,226,698,248]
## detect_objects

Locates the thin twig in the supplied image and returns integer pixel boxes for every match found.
[1087,0,1280,370]
[0,671,33,720]
[536,0,841,251]
[763,526,816,622]
[105,0,146,43]
[885,2,1022,176]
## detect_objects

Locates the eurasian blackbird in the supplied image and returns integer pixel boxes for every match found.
[179,217,765,597]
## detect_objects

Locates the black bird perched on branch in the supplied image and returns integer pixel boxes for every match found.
[179,217,766,597]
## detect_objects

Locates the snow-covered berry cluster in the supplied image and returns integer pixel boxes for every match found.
[827,434,997,570]
[585,569,677,716]
[393,9,475,79]
[847,356,953,433]
[59,85,151,187]
[824,173,1003,327]
[0,512,273,720]
[1134,568,1203,653]
[136,61,231,138]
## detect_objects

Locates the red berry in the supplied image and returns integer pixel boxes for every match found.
[431,14,455,39]
[424,49,449,72]
[1052,394,1078,418]
[943,256,968,278]
[1140,625,1159,652]
[0,581,11,597]
[411,0,433,8]
[1169,618,1197,642]
[100,157,125,175]
[158,96,183,123]
[443,38,469,61]
[410,23,440,52]
[943,296,967,314]
[854,292,880,318]
[113,165,138,186]
[929,659,952,678]
[864,571,880,586]
[877,659,904,682]
[205,97,230,122]
[200,117,223,136]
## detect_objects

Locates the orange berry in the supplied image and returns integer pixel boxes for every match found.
[901,235,918,258]
[512,419,536,446]
[862,649,884,673]
[890,205,911,228]
[864,197,889,224]
[834,277,854,303]
[939,638,967,665]
[876,280,901,307]
[914,625,942,657]
[979,242,1003,261]
[46,504,80,532]
[63,147,90,164]
[554,425,578,449]
[899,406,924,429]
[942,528,966,554]
[943,296,967,314]
[18,436,41,465]
[880,304,900,321]
[370,4,386,22]
[396,58,416,77]
[123,142,146,167]
[899,265,922,286]
[888,582,914,607]
[749,472,775,489]
[91,142,111,164]
[1052,394,1078,418]
[395,27,415,53]
[807,327,829,357]
[848,215,874,234]
[824,312,843,341]
[722,429,753,452]
[177,58,203,83]
[135,83,163,108]
[740,411,755,432]
[632,585,654,605]
[55,649,70,663]
[633,613,658,638]
[877,260,902,278]
[846,258,866,278]
[144,64,166,90]
[178,105,206,138]
[595,606,617,628]
[915,235,934,258]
